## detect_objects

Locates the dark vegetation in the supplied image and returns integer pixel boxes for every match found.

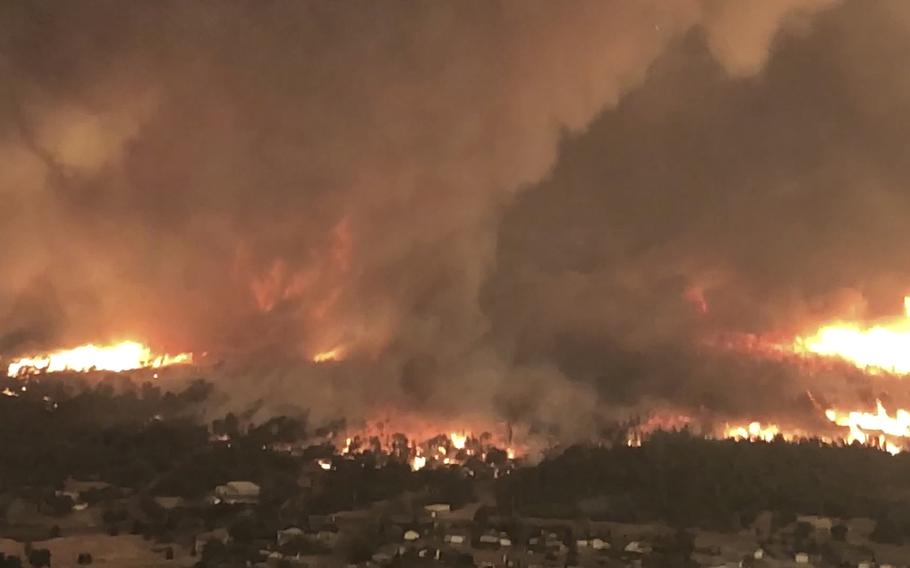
[498,430,910,536]
[0,376,212,489]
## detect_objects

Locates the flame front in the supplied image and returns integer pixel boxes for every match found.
[724,422,783,443]
[6,341,192,377]
[825,400,909,455]
[794,296,910,374]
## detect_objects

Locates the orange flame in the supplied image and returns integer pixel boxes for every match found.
[312,346,344,363]
[450,432,467,450]
[723,421,784,443]
[825,400,908,455]
[794,296,910,375]
[7,341,192,377]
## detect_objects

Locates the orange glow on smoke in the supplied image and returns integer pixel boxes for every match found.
[794,296,910,375]
[6,341,192,378]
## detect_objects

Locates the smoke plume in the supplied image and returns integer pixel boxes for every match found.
[12,0,910,437]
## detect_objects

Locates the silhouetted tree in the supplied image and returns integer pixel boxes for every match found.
[27,549,50,568]
[871,516,902,544]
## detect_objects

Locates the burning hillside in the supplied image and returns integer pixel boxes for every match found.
[6,1,910,457]
[793,296,910,375]
[324,413,523,471]
[6,341,192,378]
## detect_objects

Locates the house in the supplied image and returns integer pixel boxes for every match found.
[214,481,261,504]
[794,552,809,564]
[195,528,230,554]
[153,496,183,510]
[372,551,395,565]
[479,534,501,548]
[797,515,833,532]
[64,478,111,494]
[55,490,80,502]
[417,547,442,560]
[372,543,399,566]
[277,526,305,546]
[574,536,609,551]
[404,530,421,542]
[424,503,451,518]
[443,525,470,547]
[624,541,651,554]
[315,526,340,549]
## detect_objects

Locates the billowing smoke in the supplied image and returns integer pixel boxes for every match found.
[10,0,906,437]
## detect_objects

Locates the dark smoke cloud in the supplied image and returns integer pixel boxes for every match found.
[9,0,896,435]
[488,0,910,430]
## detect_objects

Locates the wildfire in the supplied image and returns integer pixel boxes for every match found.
[723,422,784,443]
[312,347,344,364]
[411,455,427,471]
[825,400,909,455]
[6,341,192,378]
[794,296,910,375]
[450,432,467,450]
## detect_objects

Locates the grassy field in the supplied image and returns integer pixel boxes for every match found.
[0,534,195,567]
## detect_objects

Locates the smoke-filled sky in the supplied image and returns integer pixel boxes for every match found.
[3,0,910,435]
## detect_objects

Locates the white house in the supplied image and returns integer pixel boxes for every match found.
[480,535,500,545]
[214,481,261,504]
[153,496,183,510]
[424,503,451,516]
[795,552,810,564]
[797,515,833,532]
[624,541,649,554]
[277,526,305,546]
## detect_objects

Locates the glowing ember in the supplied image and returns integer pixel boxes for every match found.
[317,458,333,471]
[7,341,192,377]
[411,455,427,471]
[312,347,344,363]
[794,296,910,375]
[450,432,467,450]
